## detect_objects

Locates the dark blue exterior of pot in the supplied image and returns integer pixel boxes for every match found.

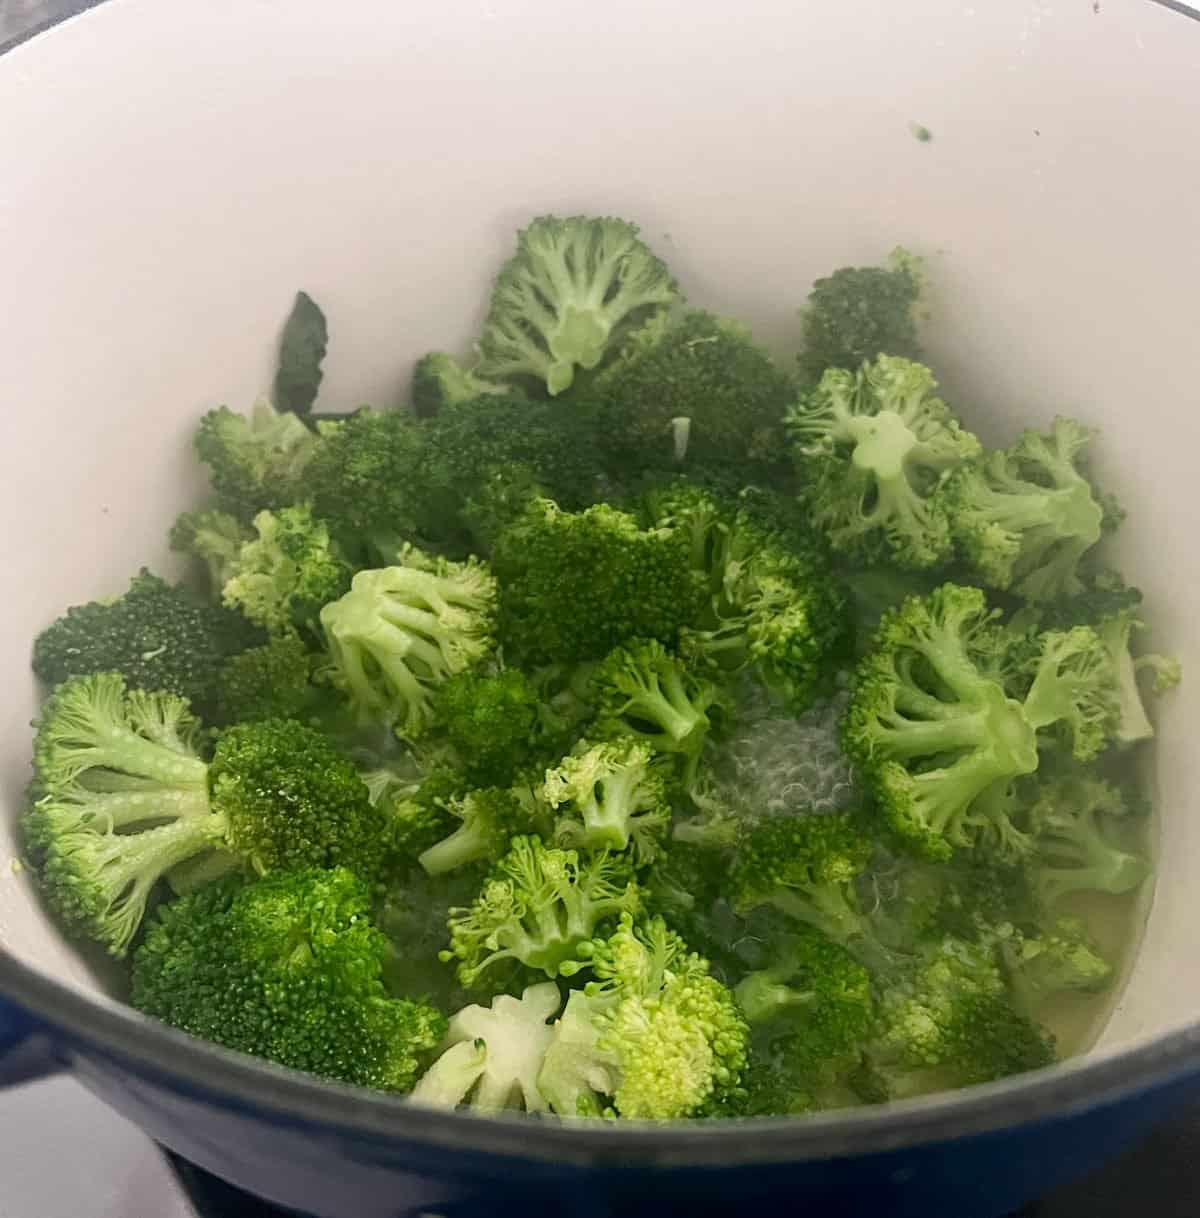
[5,960,1200,1218]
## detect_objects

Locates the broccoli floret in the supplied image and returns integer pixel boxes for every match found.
[645,483,851,710]
[211,633,318,725]
[843,584,1116,861]
[798,249,924,383]
[194,398,320,519]
[592,311,796,478]
[1025,772,1151,906]
[132,868,445,1091]
[492,499,706,665]
[474,216,680,396]
[32,569,263,718]
[383,768,461,862]
[24,674,386,954]
[410,352,511,417]
[418,786,550,877]
[440,835,640,986]
[319,546,497,740]
[939,418,1110,602]
[412,982,561,1112]
[169,509,252,598]
[539,914,748,1119]
[998,919,1113,1013]
[788,355,980,569]
[541,738,671,864]
[221,505,350,635]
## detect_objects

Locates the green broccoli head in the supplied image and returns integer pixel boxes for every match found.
[441,835,640,986]
[998,918,1113,1013]
[410,352,511,417]
[417,785,551,878]
[211,632,318,725]
[798,248,924,383]
[475,216,680,396]
[492,499,707,665]
[1018,626,1119,761]
[32,569,263,718]
[592,310,796,477]
[132,868,446,1091]
[788,355,980,569]
[319,547,497,740]
[169,509,252,598]
[939,417,1109,602]
[221,505,351,635]
[542,738,672,864]
[194,398,320,519]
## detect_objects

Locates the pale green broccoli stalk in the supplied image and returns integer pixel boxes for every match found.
[998,919,1113,1014]
[475,216,680,396]
[1026,773,1151,906]
[222,505,351,634]
[541,738,671,864]
[320,545,497,740]
[417,786,551,877]
[787,355,980,569]
[411,982,561,1112]
[169,509,252,597]
[410,352,511,417]
[939,417,1110,602]
[440,835,640,986]
[1020,626,1120,762]
[538,913,748,1119]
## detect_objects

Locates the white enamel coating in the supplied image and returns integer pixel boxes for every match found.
[1,0,1198,1064]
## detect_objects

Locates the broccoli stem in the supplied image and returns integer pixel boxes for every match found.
[418,823,488,876]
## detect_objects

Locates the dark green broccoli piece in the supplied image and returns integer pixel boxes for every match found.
[410,352,511,417]
[194,398,320,519]
[132,868,445,1091]
[417,786,551,877]
[168,509,252,598]
[211,633,318,725]
[491,499,706,665]
[939,418,1111,602]
[788,355,981,569]
[31,569,263,718]
[273,290,328,414]
[319,546,497,740]
[474,216,680,396]
[592,311,796,478]
[24,674,386,955]
[798,248,924,383]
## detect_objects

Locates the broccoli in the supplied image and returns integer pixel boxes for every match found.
[418,786,551,877]
[491,499,706,665]
[24,674,386,954]
[939,417,1110,602]
[319,546,497,740]
[797,248,924,383]
[787,355,980,569]
[645,482,851,709]
[538,913,748,1119]
[410,351,510,417]
[440,835,640,986]
[383,768,461,863]
[32,569,263,718]
[998,919,1113,1013]
[843,584,1117,861]
[194,398,321,519]
[841,566,939,657]
[211,632,318,725]
[169,509,251,598]
[541,738,672,864]
[1025,772,1151,906]
[132,868,445,1091]
[475,216,680,396]
[221,505,351,635]
[592,311,796,477]
[412,982,561,1112]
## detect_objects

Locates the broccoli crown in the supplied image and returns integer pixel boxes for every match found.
[788,355,980,569]
[169,509,252,597]
[998,918,1113,1011]
[939,417,1108,602]
[843,584,1045,860]
[319,548,497,740]
[592,311,796,477]
[417,785,550,878]
[542,738,672,864]
[492,499,706,665]
[410,351,511,417]
[728,813,874,949]
[475,215,680,396]
[221,505,351,634]
[1025,772,1151,906]
[194,398,320,519]
[211,632,317,725]
[132,868,446,1091]
[32,569,263,718]
[797,248,924,383]
[412,982,561,1112]
[441,835,641,986]
[437,667,550,787]
[645,482,851,710]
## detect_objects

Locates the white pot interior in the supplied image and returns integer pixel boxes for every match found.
[1,0,1198,1075]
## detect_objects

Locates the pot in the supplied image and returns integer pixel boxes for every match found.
[2,2,1199,1215]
